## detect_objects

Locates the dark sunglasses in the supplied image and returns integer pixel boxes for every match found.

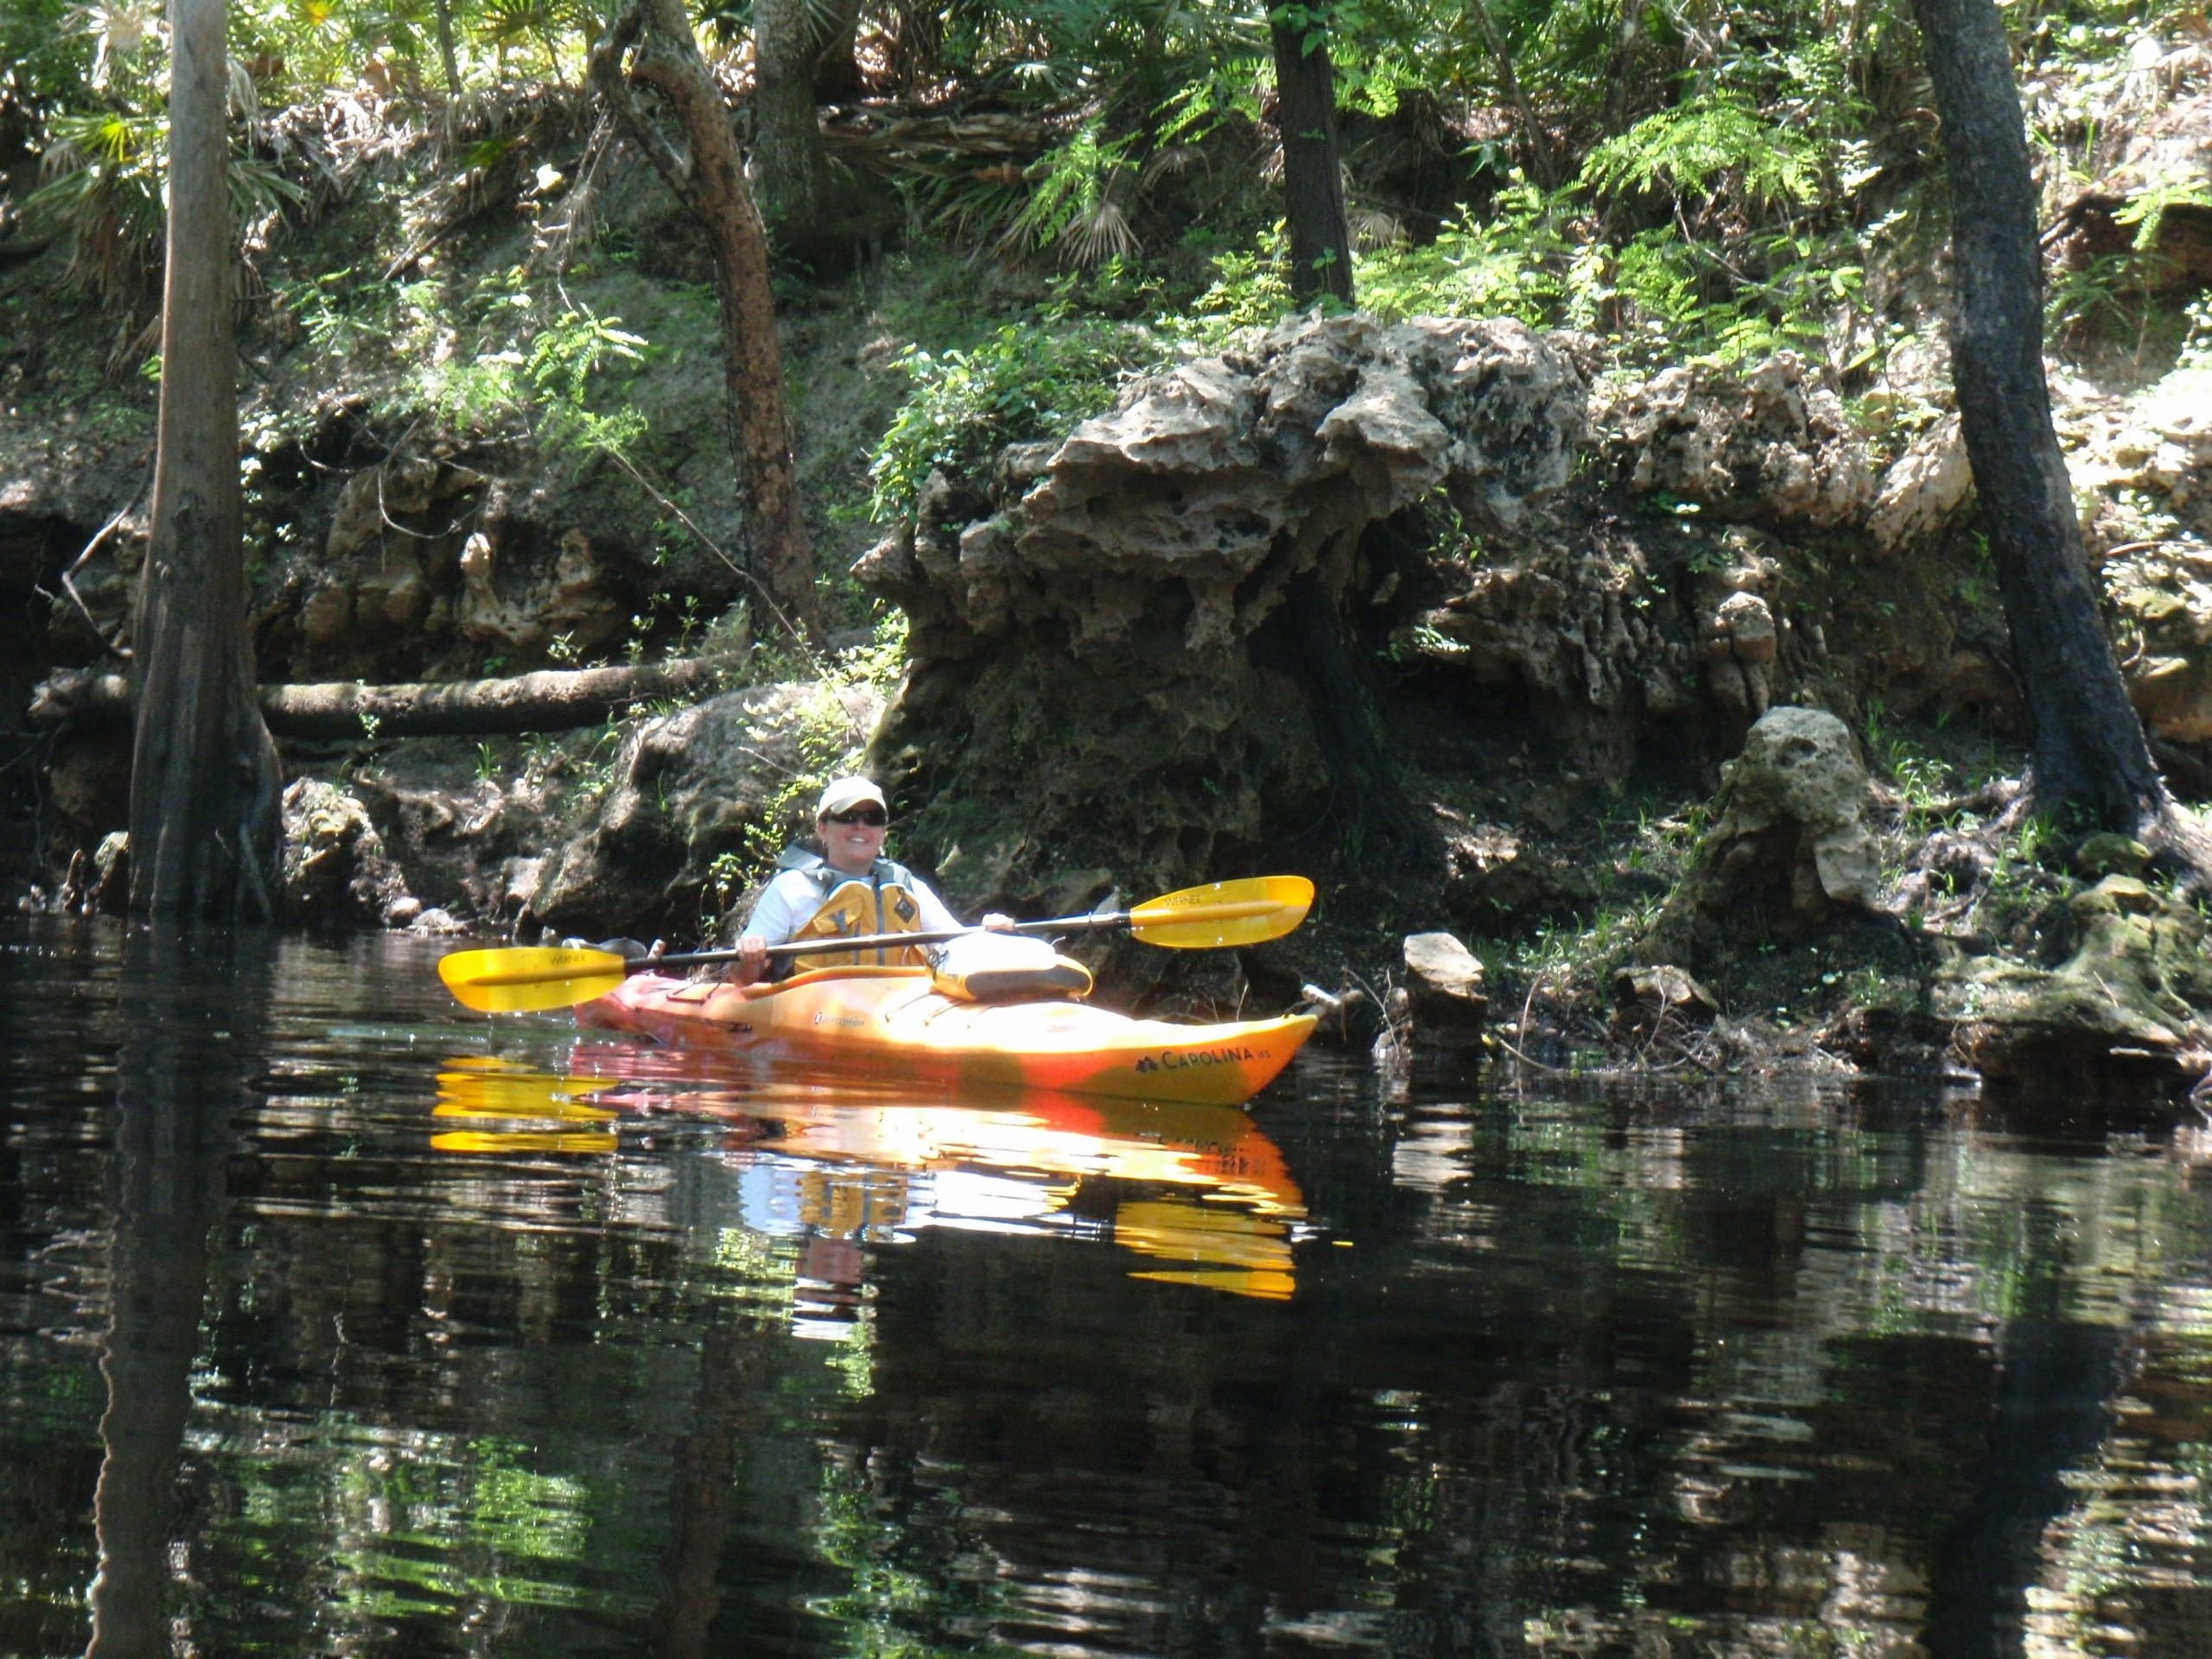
[824,806,888,827]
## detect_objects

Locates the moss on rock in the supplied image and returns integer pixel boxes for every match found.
[1941,876,2212,1085]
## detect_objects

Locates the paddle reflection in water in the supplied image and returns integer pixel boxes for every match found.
[428,1039,1308,1304]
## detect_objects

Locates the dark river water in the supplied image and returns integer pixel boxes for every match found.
[5,918,2212,1657]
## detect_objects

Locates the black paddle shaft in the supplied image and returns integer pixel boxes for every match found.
[639,913,1127,970]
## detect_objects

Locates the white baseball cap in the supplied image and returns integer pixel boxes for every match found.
[816,776,888,819]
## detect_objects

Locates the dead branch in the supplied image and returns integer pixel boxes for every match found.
[30,653,738,738]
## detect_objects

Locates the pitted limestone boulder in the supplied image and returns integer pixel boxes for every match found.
[1643,706,1880,968]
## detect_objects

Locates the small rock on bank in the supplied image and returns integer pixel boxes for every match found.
[1401,931,1489,1054]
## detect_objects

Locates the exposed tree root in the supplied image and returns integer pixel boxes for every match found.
[2145,802,2212,896]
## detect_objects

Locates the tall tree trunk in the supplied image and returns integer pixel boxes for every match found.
[1910,0,2168,834]
[1600,0,1654,131]
[753,0,837,236]
[1469,0,1556,187]
[1269,5,1354,306]
[589,0,819,639]
[129,0,282,919]
[434,0,462,96]
[812,0,865,101]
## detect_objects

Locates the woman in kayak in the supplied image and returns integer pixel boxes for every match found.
[730,776,1012,982]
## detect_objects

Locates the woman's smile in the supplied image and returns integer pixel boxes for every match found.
[827,819,887,873]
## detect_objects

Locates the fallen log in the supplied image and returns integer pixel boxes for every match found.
[30,654,738,738]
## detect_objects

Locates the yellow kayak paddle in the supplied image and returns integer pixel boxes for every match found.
[438,874,1316,1014]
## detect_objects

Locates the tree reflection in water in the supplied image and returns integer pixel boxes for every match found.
[88,929,257,1658]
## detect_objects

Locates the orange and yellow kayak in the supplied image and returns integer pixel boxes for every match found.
[577,964,1316,1107]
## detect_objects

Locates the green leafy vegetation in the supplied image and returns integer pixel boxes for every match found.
[1864,700,1955,813]
[1581,95,1823,212]
[867,319,1162,518]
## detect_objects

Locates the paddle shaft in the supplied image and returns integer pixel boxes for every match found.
[646,896,1289,968]
[463,899,1288,990]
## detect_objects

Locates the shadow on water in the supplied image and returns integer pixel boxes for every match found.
[2,916,2212,1657]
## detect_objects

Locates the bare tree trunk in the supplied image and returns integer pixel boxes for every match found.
[1469,0,1556,187]
[1269,4,1354,306]
[589,0,819,639]
[753,0,838,234]
[1601,0,1654,131]
[129,0,282,919]
[811,0,865,102]
[434,0,463,96]
[1909,0,2168,836]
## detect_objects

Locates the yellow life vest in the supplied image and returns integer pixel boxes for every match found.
[789,876,930,972]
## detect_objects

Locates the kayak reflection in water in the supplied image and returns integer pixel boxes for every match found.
[428,1052,1309,1301]
[730,775,1014,983]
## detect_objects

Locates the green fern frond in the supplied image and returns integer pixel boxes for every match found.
[1581,95,1820,210]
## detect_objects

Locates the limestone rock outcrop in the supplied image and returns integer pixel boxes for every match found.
[1702,589,1778,723]
[860,312,1588,926]
[2067,359,2212,745]
[1643,706,1881,967]
[1593,353,1875,531]
[1942,875,2212,1087]
[279,465,634,681]
[868,313,1586,655]
[521,680,883,939]
[1866,414,1975,554]
[346,767,563,930]
[281,779,414,927]
[1407,528,1707,766]
[2109,547,2212,744]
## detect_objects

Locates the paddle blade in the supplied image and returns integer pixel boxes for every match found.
[1126,876,1315,948]
[438,946,632,1014]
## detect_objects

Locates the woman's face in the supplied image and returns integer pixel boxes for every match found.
[820,810,888,874]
